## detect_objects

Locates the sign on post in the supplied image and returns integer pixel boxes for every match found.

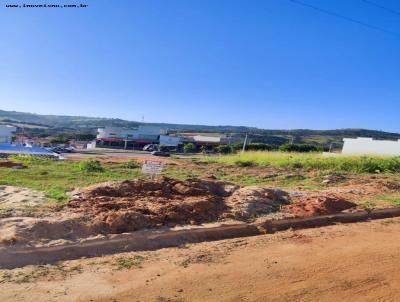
[142,160,164,177]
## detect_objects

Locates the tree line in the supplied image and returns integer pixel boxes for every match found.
[183,142,328,154]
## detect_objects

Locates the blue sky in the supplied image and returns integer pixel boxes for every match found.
[1,0,400,131]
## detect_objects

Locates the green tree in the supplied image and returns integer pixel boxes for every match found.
[246,143,276,151]
[279,143,325,153]
[215,145,232,154]
[183,143,196,153]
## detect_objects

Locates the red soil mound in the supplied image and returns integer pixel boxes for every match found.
[284,196,357,217]
[68,177,236,232]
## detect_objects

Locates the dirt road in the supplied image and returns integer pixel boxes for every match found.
[2,218,400,301]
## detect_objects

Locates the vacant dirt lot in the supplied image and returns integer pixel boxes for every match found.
[2,218,400,302]
[1,156,400,301]
[0,176,362,246]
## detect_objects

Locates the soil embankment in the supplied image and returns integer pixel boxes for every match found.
[4,176,390,268]
[1,177,362,245]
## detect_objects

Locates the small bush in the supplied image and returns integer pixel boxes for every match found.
[78,159,104,172]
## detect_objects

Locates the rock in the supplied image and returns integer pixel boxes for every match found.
[226,187,290,219]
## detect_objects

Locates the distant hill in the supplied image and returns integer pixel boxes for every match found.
[0,110,255,133]
[1,109,399,147]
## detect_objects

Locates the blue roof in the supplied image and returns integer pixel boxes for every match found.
[0,145,55,156]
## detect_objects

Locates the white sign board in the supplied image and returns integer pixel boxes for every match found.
[142,160,164,175]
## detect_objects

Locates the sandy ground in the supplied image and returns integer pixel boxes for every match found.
[0,186,45,209]
[0,186,47,219]
[2,218,400,302]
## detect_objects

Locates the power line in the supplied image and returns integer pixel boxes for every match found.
[288,0,400,38]
[361,0,400,16]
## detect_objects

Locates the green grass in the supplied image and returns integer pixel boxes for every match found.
[161,168,202,180]
[366,193,400,206]
[337,193,400,212]
[0,156,143,203]
[203,152,400,173]
[376,194,400,205]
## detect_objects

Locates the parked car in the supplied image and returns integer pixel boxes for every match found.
[151,151,170,157]
[143,144,158,152]
[49,147,73,154]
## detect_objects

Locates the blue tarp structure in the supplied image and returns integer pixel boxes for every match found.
[0,145,57,156]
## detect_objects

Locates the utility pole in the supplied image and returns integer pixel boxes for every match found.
[242,133,248,153]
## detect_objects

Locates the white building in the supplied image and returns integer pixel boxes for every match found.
[97,125,162,141]
[0,125,16,145]
[159,135,182,147]
[193,135,222,144]
[342,137,400,156]
[192,135,238,145]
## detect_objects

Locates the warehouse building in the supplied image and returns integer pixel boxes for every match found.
[192,135,241,146]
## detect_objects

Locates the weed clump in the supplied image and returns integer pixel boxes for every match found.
[120,160,140,169]
[115,255,144,270]
[78,159,104,173]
